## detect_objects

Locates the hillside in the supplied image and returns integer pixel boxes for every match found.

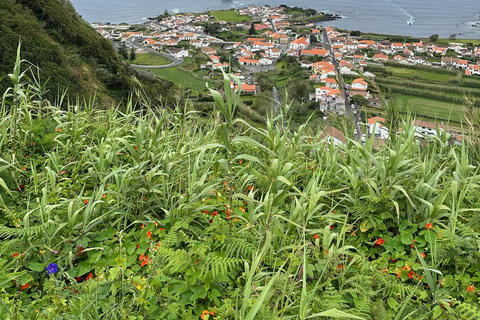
[0,0,176,104]
[1,69,480,318]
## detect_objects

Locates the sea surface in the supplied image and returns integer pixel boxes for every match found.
[69,0,480,39]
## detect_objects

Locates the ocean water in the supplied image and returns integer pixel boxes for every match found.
[69,0,480,39]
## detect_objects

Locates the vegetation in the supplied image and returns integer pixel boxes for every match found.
[128,52,170,66]
[208,10,252,23]
[149,66,207,90]
[3,46,480,317]
[394,94,464,123]
[0,0,176,104]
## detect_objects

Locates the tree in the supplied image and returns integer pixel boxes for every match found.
[118,42,129,60]
[129,47,136,61]
[305,9,316,17]
[349,94,368,107]
[164,7,169,16]
[248,23,255,35]
[350,30,361,37]
[449,33,457,40]
[203,23,221,36]
[429,34,439,42]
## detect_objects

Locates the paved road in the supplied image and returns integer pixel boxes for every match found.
[322,27,361,142]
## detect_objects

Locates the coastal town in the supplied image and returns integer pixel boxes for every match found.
[91,5,480,145]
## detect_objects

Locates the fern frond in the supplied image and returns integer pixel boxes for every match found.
[320,283,349,311]
[204,254,242,278]
[220,238,256,259]
[452,298,480,320]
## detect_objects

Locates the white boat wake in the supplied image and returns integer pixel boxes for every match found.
[386,0,415,25]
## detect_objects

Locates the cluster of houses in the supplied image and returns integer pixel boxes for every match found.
[90,4,480,108]
[322,26,480,76]
[320,115,463,147]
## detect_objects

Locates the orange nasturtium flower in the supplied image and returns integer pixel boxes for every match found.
[147,230,152,239]
[13,253,19,258]
[467,284,475,292]
[420,253,426,258]
[376,238,385,246]
[19,283,29,290]
[425,222,433,229]
[83,199,88,204]
[313,234,320,239]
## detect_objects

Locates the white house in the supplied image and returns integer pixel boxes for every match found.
[268,47,281,58]
[259,57,274,65]
[289,37,309,50]
[351,78,368,91]
[166,48,189,58]
[368,117,389,139]
[320,126,346,146]
[413,120,448,138]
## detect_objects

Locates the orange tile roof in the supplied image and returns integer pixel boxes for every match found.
[368,116,386,125]
[352,78,367,86]
[301,48,328,56]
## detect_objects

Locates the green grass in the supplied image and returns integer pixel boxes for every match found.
[275,60,287,71]
[130,52,170,66]
[208,10,252,23]
[395,93,464,123]
[388,66,457,83]
[428,38,480,46]
[149,66,207,89]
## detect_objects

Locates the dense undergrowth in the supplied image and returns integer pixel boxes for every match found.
[1,53,480,320]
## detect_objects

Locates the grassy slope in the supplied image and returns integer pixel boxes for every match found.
[129,52,170,66]
[395,93,464,123]
[387,66,457,83]
[150,67,206,89]
[208,10,252,22]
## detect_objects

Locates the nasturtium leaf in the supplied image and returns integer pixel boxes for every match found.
[395,260,404,267]
[401,232,413,245]
[393,241,404,251]
[433,305,443,318]
[88,251,102,263]
[399,220,409,232]
[387,297,399,311]
[20,274,33,286]
[28,262,44,272]
[413,263,421,271]
[125,243,136,255]
[75,261,92,277]
[190,284,207,301]
[95,260,107,271]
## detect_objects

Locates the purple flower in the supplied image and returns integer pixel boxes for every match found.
[46,263,58,275]
[51,250,58,254]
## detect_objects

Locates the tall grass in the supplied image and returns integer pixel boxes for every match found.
[1,54,480,319]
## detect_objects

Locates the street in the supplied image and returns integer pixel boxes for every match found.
[321,27,362,141]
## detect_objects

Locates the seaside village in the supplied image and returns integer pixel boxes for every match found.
[92,5,480,145]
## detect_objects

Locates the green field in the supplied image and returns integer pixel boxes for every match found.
[208,10,252,22]
[130,52,170,66]
[388,66,457,83]
[395,93,464,123]
[150,66,207,90]
[429,38,480,46]
[275,60,287,71]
